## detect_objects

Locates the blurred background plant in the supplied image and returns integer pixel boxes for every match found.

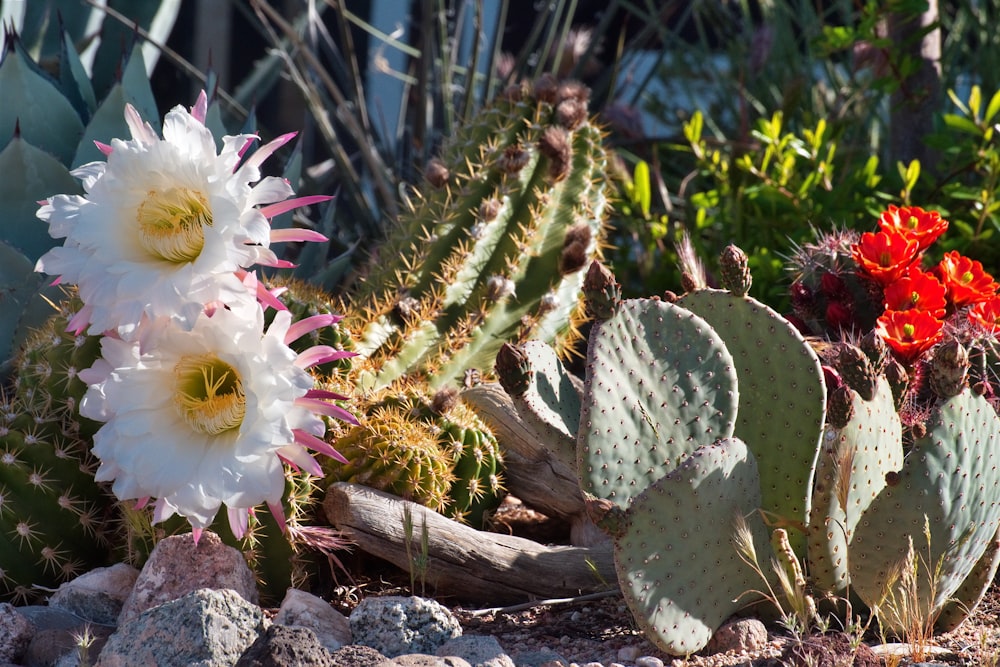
[9,1,1000,312]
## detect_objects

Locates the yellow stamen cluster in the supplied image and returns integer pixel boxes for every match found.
[174,354,246,435]
[136,187,212,263]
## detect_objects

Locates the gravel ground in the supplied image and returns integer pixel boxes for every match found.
[323,498,1000,666]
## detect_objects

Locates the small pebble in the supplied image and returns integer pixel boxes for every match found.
[617,646,640,662]
[635,657,664,667]
[560,636,572,646]
[570,611,583,622]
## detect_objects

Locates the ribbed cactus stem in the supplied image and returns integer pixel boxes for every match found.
[345,78,609,392]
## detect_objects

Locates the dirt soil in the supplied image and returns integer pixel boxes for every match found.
[324,498,1000,667]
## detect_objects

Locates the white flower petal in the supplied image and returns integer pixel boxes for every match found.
[80,308,348,530]
[34,97,307,338]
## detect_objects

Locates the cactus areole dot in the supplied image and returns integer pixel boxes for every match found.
[173,354,245,435]
[136,187,212,263]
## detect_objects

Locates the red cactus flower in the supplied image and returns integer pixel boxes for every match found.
[878,205,948,251]
[968,295,1000,332]
[851,229,920,285]
[876,309,944,363]
[882,269,947,318]
[825,301,855,331]
[935,251,998,307]
[820,272,847,299]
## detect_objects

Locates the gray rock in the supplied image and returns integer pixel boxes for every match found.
[235,624,335,666]
[329,644,389,667]
[0,603,32,663]
[390,656,471,667]
[634,657,664,667]
[274,587,352,652]
[96,588,267,667]
[48,563,139,625]
[118,531,258,624]
[508,648,568,667]
[436,635,514,667]
[350,595,462,658]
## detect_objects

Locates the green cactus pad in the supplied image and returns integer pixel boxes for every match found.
[496,340,581,471]
[614,437,772,656]
[806,377,903,596]
[933,525,1000,633]
[578,297,739,510]
[677,289,826,557]
[847,389,1000,631]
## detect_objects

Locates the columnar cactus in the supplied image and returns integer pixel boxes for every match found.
[344,76,609,393]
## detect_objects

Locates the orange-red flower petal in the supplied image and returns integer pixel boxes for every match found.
[968,295,1000,333]
[882,269,947,318]
[878,205,948,251]
[935,251,999,307]
[875,309,944,362]
[851,229,920,285]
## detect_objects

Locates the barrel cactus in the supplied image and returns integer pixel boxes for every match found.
[323,383,504,528]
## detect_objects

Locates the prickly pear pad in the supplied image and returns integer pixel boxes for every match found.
[578,298,739,510]
[934,525,1000,632]
[499,340,582,470]
[848,389,1000,631]
[678,289,826,557]
[806,377,903,596]
[614,437,771,656]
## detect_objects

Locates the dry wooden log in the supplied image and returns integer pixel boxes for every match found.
[461,382,610,547]
[323,482,617,604]
[460,382,585,521]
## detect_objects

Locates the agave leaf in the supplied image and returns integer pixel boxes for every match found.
[0,134,80,260]
[72,42,158,167]
[0,32,84,165]
[58,24,97,120]
[0,241,62,378]
[88,0,181,98]
[17,0,93,61]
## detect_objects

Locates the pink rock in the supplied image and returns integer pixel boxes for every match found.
[118,531,258,624]
[702,616,769,655]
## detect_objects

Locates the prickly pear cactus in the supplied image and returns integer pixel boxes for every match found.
[577,277,740,509]
[677,287,827,558]
[494,340,581,471]
[847,388,1000,631]
[345,76,609,393]
[806,375,904,596]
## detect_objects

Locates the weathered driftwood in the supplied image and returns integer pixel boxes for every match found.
[461,382,610,547]
[323,482,617,604]
[460,382,584,520]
